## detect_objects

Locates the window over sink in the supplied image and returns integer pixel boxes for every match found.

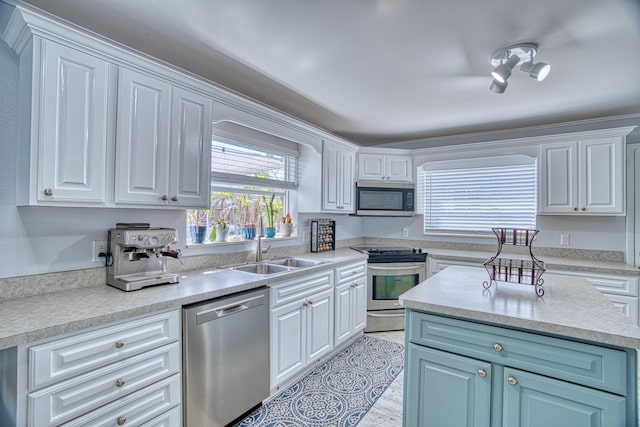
[419,155,537,234]
[187,138,298,244]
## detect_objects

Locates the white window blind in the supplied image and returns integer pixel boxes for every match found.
[211,139,297,190]
[422,156,537,233]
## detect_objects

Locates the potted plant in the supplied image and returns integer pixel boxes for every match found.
[213,218,229,242]
[240,195,259,240]
[280,213,293,237]
[187,209,210,244]
[262,194,277,238]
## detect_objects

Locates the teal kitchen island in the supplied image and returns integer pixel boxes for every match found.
[399,266,640,427]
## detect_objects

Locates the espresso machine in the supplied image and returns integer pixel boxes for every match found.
[106,223,182,291]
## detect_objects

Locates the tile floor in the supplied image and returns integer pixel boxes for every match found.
[358,330,405,426]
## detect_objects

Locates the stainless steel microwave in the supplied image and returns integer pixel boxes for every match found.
[356,181,415,216]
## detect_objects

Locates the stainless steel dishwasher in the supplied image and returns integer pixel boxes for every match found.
[183,287,270,427]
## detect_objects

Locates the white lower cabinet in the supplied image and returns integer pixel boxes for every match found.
[270,271,334,392]
[22,310,181,426]
[334,262,367,346]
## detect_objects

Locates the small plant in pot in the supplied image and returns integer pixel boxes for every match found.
[280,213,294,237]
[212,218,229,242]
[262,194,278,238]
[240,196,259,240]
[187,209,210,244]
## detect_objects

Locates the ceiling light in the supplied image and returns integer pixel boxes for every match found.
[520,61,551,81]
[491,55,520,84]
[489,43,550,92]
[489,79,508,93]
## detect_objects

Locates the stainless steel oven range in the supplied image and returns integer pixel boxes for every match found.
[351,246,427,332]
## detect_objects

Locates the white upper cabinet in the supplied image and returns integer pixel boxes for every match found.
[539,137,625,215]
[357,153,413,182]
[322,140,356,212]
[16,39,113,206]
[298,138,357,213]
[114,69,212,208]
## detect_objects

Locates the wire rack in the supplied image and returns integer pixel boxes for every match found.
[482,228,546,296]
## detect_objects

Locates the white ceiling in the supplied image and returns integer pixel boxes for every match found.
[7,0,640,147]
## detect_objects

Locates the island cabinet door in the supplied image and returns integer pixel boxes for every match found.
[404,344,491,427]
[502,368,626,427]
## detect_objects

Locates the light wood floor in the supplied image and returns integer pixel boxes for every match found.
[358,330,405,426]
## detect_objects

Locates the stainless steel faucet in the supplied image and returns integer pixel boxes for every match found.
[256,215,271,262]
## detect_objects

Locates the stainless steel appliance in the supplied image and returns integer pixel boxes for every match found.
[106,223,181,291]
[356,181,415,216]
[351,246,427,332]
[183,287,270,427]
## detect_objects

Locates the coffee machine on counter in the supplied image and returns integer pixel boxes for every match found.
[105,223,182,291]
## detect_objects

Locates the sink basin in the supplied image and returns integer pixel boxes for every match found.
[268,258,327,268]
[229,263,293,275]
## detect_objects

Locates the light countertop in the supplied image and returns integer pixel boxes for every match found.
[399,266,640,349]
[0,249,366,350]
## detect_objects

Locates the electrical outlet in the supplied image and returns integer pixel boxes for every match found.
[402,227,409,238]
[560,234,570,246]
[93,240,107,263]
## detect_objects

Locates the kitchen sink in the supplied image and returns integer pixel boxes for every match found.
[229,263,293,275]
[268,257,327,268]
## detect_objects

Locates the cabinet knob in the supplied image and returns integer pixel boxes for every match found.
[478,369,487,378]
[115,378,125,387]
[581,207,586,211]
[115,341,125,349]
[507,376,518,386]
[43,188,53,196]
[493,343,503,352]
[573,207,578,211]
[161,195,168,201]
[116,416,127,425]
[308,300,313,305]
[303,302,309,307]
[171,196,178,202]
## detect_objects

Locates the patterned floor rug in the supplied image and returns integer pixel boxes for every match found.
[235,335,404,427]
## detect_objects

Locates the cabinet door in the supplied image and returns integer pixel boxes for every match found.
[306,289,334,362]
[338,148,356,212]
[270,301,306,388]
[539,142,578,214]
[334,282,353,345]
[352,279,367,332]
[115,68,171,205]
[169,87,212,208]
[386,155,413,182]
[603,294,639,325]
[358,154,385,180]
[322,141,341,211]
[503,368,625,427]
[38,41,111,204]
[404,344,491,427]
[580,138,624,214]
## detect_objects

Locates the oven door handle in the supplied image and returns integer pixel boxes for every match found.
[368,265,423,272]
[367,312,406,318]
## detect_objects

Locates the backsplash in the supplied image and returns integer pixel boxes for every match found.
[0,236,624,300]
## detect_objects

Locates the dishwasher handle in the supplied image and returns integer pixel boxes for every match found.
[195,293,265,325]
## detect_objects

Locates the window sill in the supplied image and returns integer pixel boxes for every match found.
[186,235,298,249]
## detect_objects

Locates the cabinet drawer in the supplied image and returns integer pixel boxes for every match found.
[270,271,333,307]
[429,258,481,277]
[140,406,181,427]
[335,262,366,284]
[549,270,638,296]
[59,374,180,427]
[408,311,627,395]
[29,343,180,426]
[30,310,180,390]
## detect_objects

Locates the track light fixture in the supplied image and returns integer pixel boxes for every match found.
[489,43,551,93]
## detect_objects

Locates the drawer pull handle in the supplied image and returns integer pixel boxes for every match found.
[507,376,518,386]
[478,369,487,378]
[117,415,127,425]
[493,343,503,352]
[115,378,125,387]
[115,341,125,349]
